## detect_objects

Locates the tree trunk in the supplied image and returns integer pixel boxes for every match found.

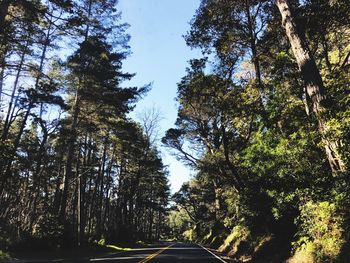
[60,0,93,222]
[28,120,49,230]
[0,17,53,195]
[59,88,80,220]
[244,0,267,118]
[245,1,262,90]
[0,102,33,196]
[221,123,244,191]
[148,207,154,240]
[0,0,10,71]
[0,0,10,107]
[96,140,107,238]
[0,43,10,111]
[276,0,345,174]
[0,62,4,107]
[0,0,10,36]
[2,38,29,140]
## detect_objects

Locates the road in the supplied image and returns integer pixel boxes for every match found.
[86,243,228,263]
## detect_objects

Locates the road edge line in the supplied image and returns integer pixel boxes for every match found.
[198,244,227,263]
[138,244,174,263]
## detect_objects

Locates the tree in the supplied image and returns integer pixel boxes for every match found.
[186,0,273,101]
[163,59,259,192]
[275,0,345,174]
[169,0,349,261]
[0,0,170,250]
[0,0,69,197]
[137,105,164,147]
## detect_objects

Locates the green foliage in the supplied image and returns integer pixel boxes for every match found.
[167,0,350,262]
[218,225,250,253]
[105,244,131,251]
[292,201,346,262]
[0,250,10,260]
[33,216,63,238]
[0,0,169,251]
[183,228,196,242]
[167,208,191,240]
[31,215,64,248]
[1,0,349,259]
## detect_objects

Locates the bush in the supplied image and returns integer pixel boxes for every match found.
[0,219,19,250]
[218,225,250,253]
[31,214,64,248]
[0,250,11,260]
[183,228,195,241]
[291,201,346,262]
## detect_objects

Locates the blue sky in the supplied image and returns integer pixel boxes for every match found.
[118,0,201,193]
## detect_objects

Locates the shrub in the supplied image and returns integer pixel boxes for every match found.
[218,225,250,253]
[0,219,18,249]
[183,228,195,241]
[31,214,64,248]
[0,250,11,260]
[291,201,345,262]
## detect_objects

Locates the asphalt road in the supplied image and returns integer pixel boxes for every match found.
[87,243,227,263]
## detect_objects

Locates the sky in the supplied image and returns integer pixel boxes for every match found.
[118,0,201,193]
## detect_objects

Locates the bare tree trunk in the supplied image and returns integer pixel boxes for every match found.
[276,0,345,174]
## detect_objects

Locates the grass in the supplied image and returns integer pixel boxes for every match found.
[105,244,131,251]
[5,243,131,262]
[4,240,160,262]
[0,250,11,261]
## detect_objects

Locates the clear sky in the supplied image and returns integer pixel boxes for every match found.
[118,0,201,193]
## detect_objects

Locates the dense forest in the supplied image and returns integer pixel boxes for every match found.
[164,0,350,262]
[0,0,350,262]
[0,0,169,252]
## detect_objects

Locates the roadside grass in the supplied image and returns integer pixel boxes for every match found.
[2,240,167,262]
[0,250,11,261]
[105,244,131,251]
[4,243,131,262]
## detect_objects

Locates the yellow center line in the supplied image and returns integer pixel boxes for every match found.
[138,244,174,263]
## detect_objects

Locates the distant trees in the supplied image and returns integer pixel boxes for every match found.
[167,0,349,261]
[0,0,169,249]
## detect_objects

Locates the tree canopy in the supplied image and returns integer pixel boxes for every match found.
[164,0,350,261]
[0,0,169,250]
